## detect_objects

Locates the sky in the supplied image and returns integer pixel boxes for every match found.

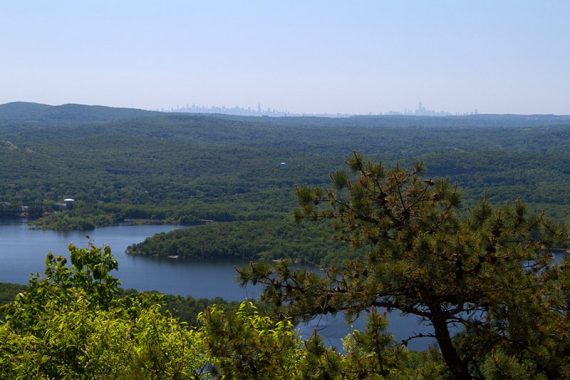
[0,1,569,115]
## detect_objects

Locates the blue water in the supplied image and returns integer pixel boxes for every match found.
[0,220,434,350]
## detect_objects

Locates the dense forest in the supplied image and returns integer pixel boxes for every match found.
[2,102,570,262]
[1,103,570,377]
[126,220,358,265]
[0,282,234,327]
[0,162,568,378]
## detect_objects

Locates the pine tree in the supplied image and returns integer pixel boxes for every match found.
[239,153,570,379]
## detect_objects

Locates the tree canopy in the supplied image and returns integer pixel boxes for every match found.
[239,153,570,379]
[2,146,570,377]
[0,242,444,379]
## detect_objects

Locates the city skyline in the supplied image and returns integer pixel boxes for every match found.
[167,101,482,117]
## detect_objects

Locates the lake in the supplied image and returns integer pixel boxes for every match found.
[0,220,433,350]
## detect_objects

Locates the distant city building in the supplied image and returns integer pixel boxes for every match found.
[169,104,292,117]
[167,104,355,118]
[412,101,452,116]
[167,102,476,118]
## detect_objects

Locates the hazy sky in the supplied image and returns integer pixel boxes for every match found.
[1,1,568,114]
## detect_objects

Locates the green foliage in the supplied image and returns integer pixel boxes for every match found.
[0,243,448,378]
[127,219,357,265]
[341,310,398,377]
[3,104,570,377]
[32,213,103,231]
[198,301,304,379]
[159,293,237,326]
[4,243,119,331]
[1,283,235,328]
[0,243,202,378]
[0,283,26,321]
[4,107,570,264]
[480,349,544,380]
[240,154,570,379]
[0,283,26,305]
[0,292,208,379]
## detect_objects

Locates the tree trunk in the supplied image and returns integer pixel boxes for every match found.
[431,312,472,379]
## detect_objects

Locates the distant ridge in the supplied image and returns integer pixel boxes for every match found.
[0,102,158,124]
[0,102,569,129]
[0,102,52,120]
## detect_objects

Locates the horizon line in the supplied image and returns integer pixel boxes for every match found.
[1,100,569,118]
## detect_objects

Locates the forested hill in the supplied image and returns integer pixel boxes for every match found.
[2,102,570,262]
[1,101,569,127]
[0,101,158,125]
